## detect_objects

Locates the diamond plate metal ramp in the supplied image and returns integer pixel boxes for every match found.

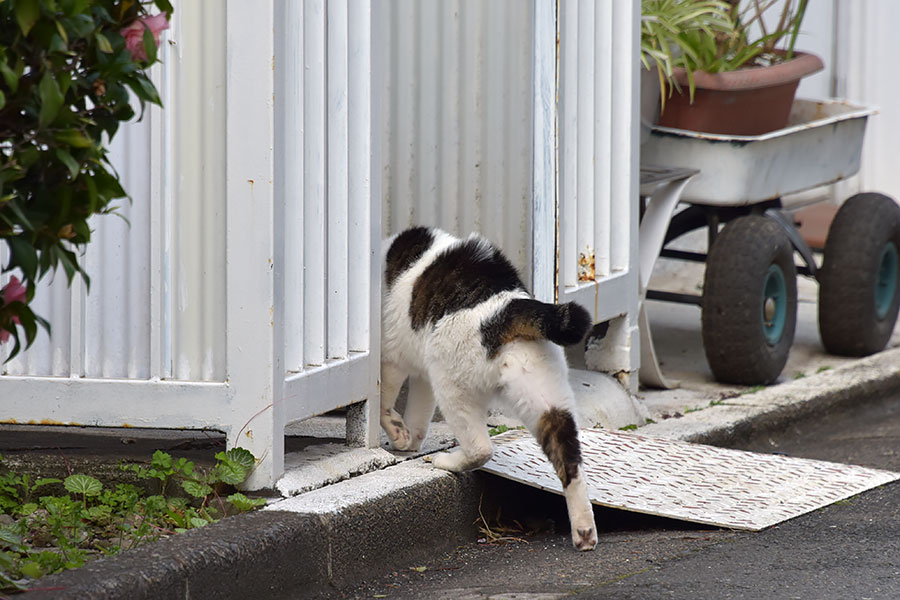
[481,429,900,531]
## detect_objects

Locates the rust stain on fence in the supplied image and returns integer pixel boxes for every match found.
[577,247,596,282]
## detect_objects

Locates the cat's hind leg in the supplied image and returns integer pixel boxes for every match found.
[430,386,492,472]
[402,376,436,452]
[498,343,598,552]
[535,409,597,551]
[381,360,414,451]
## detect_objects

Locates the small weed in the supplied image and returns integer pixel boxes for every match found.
[645,418,656,425]
[793,371,806,380]
[739,385,766,395]
[488,425,526,437]
[488,425,509,436]
[0,449,265,592]
[816,365,832,374]
[619,424,639,431]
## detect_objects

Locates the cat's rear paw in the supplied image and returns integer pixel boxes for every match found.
[431,451,458,472]
[572,525,598,551]
[432,446,492,472]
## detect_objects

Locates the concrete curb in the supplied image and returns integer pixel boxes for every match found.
[28,463,483,599]
[641,346,900,445]
[25,348,900,599]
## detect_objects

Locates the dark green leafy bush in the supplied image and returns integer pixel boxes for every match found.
[0,0,172,358]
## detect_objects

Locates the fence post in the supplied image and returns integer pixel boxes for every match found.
[532,0,559,303]
[224,0,282,490]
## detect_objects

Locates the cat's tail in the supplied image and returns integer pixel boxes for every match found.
[481,298,592,357]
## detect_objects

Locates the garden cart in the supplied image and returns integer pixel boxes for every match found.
[639,99,900,386]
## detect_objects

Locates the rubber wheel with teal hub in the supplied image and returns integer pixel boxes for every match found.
[875,242,898,320]
[702,215,797,385]
[819,193,900,356]
[762,264,788,346]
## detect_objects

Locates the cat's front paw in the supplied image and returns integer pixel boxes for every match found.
[389,427,413,451]
[381,408,413,451]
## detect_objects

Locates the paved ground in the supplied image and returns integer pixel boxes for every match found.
[334,392,900,600]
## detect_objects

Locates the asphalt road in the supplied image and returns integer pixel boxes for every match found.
[330,392,900,600]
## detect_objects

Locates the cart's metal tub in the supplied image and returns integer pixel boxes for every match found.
[641,99,875,206]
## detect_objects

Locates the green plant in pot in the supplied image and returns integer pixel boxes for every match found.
[640,0,734,142]
[656,0,823,135]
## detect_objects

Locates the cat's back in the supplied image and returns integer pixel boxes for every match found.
[383,227,457,302]
[382,227,529,361]
[383,227,527,323]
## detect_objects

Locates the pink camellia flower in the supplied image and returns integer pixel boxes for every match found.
[121,13,170,62]
[0,276,26,343]
[1,276,26,306]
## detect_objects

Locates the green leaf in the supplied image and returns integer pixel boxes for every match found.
[141,25,158,64]
[66,13,94,38]
[154,0,174,15]
[38,71,65,128]
[19,502,39,516]
[0,61,19,93]
[188,517,209,528]
[19,311,38,350]
[5,197,35,231]
[0,527,23,548]
[221,447,256,471]
[55,246,79,285]
[181,480,213,499]
[7,236,39,281]
[62,0,92,17]
[213,462,247,486]
[174,457,194,477]
[15,0,42,37]
[20,560,43,579]
[85,173,98,213]
[4,331,23,362]
[151,449,172,471]
[64,474,102,496]
[0,89,5,111]
[226,492,267,512]
[55,129,94,148]
[125,74,162,106]
[55,19,69,46]
[86,505,112,520]
[95,31,113,53]
[32,477,63,490]
[56,148,80,177]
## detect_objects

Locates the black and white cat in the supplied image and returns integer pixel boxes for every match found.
[381,227,598,551]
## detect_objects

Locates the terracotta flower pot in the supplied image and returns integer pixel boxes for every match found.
[658,51,824,135]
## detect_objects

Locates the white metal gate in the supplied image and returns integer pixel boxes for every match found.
[0,0,381,490]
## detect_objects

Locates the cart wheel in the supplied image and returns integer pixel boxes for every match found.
[702,215,797,385]
[818,193,900,356]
